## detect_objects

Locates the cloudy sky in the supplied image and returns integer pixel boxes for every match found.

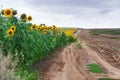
[0,0,120,28]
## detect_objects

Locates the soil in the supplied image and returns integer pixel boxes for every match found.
[0,50,21,80]
[34,29,120,80]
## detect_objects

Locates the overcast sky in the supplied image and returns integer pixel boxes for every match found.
[0,0,120,28]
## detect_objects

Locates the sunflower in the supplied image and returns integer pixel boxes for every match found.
[53,25,56,28]
[43,29,47,32]
[27,16,32,21]
[51,28,54,32]
[10,26,16,32]
[7,29,14,37]
[21,13,27,20]
[32,24,37,29]
[37,27,41,31]
[3,8,13,17]
[13,10,17,15]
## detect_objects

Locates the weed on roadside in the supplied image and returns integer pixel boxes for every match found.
[87,63,105,73]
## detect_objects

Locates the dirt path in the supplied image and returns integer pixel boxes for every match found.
[82,41,120,79]
[43,43,96,80]
[39,30,120,80]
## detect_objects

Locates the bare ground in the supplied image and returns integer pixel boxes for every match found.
[0,50,21,80]
[34,30,120,80]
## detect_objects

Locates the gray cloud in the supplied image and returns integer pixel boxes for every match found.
[26,0,120,8]
[27,0,112,7]
[26,0,120,15]
[1,0,120,28]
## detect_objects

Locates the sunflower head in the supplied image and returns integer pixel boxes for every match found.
[7,29,14,37]
[3,8,13,17]
[53,25,56,28]
[13,10,17,15]
[21,13,27,20]
[32,24,37,29]
[27,16,32,21]
[51,28,54,32]
[10,26,16,32]
[37,27,41,31]
[52,25,57,30]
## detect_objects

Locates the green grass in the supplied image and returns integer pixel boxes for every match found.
[98,78,116,80]
[90,29,120,35]
[87,63,105,73]
[109,37,119,39]
[77,42,82,49]
[91,33,100,35]
[15,68,38,80]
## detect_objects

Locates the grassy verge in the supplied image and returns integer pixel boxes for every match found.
[91,33,100,35]
[109,37,119,39]
[90,29,120,35]
[77,42,82,49]
[98,78,117,80]
[87,63,105,73]
[15,68,38,80]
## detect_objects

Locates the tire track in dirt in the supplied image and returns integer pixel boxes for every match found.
[42,30,97,80]
[82,41,120,79]
[78,30,120,79]
[46,44,86,80]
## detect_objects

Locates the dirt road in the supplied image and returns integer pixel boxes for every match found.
[42,43,96,80]
[36,30,120,80]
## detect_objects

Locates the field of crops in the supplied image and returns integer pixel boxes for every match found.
[60,28,77,37]
[0,8,77,80]
[90,29,120,35]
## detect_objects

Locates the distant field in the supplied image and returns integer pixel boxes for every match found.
[59,28,77,36]
[89,29,120,35]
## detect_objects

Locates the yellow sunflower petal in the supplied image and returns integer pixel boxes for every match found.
[27,16,32,21]
[3,8,13,17]
[7,29,14,37]
[10,26,16,32]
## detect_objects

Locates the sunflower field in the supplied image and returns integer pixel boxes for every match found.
[0,8,76,80]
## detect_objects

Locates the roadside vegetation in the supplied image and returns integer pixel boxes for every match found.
[90,29,120,35]
[77,42,82,49]
[98,78,116,80]
[109,37,119,39]
[87,63,105,73]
